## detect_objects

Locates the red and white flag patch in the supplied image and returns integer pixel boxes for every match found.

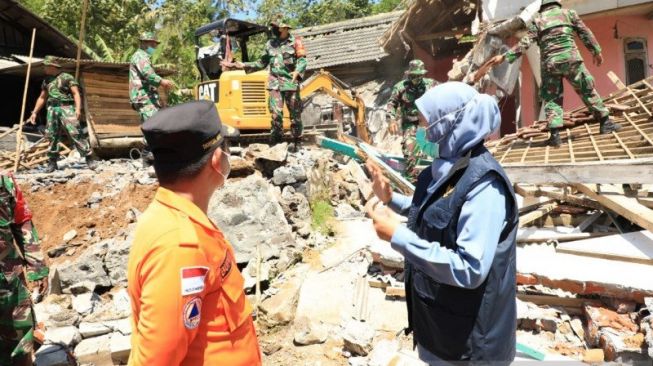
[180,266,209,296]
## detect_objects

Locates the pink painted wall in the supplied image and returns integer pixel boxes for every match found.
[520,14,653,126]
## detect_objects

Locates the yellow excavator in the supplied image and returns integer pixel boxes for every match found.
[193,18,369,142]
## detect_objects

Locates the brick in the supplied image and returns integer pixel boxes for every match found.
[516,273,538,285]
[582,349,605,363]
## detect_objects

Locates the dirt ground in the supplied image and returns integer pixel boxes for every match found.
[23,180,156,265]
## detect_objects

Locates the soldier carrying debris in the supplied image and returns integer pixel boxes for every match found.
[0,172,49,365]
[129,31,174,165]
[386,59,438,182]
[480,0,621,147]
[28,57,98,172]
[226,18,308,149]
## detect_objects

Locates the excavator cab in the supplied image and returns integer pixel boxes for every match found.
[194,18,281,133]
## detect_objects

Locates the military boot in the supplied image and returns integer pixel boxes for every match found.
[600,117,622,134]
[547,128,562,147]
[85,155,98,171]
[45,158,58,173]
[289,137,301,153]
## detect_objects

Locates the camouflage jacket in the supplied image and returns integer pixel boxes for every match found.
[387,78,438,122]
[42,72,78,103]
[0,174,48,283]
[244,35,308,91]
[505,7,602,69]
[129,49,162,105]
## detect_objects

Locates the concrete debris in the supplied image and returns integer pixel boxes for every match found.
[209,174,296,264]
[367,339,401,366]
[74,334,113,365]
[342,320,376,356]
[57,241,112,293]
[34,294,81,328]
[62,229,77,243]
[78,322,112,338]
[44,326,82,348]
[260,266,307,325]
[272,164,307,186]
[245,143,289,176]
[278,185,312,238]
[229,156,256,178]
[72,292,101,315]
[334,203,364,219]
[110,333,132,364]
[293,317,328,346]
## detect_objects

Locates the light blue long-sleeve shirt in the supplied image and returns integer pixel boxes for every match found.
[389,174,509,289]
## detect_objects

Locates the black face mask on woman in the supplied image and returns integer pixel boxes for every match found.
[271,26,281,38]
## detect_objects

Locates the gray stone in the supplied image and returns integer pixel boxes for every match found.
[62,230,77,243]
[110,333,132,364]
[343,320,375,356]
[246,143,288,176]
[105,239,132,287]
[272,165,307,186]
[79,322,112,338]
[260,269,305,325]
[293,317,328,345]
[230,156,256,178]
[34,344,72,366]
[58,241,111,293]
[278,186,312,236]
[34,295,81,328]
[75,334,112,366]
[209,174,295,264]
[104,317,132,335]
[45,326,82,348]
[334,203,363,219]
[72,292,101,315]
[69,280,97,295]
[369,240,404,270]
[87,191,102,205]
[83,289,131,322]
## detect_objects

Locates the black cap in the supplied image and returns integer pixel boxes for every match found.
[141,101,239,164]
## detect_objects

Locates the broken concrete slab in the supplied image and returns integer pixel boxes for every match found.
[342,320,375,356]
[272,164,307,186]
[368,339,401,366]
[517,243,653,302]
[600,328,649,362]
[44,326,82,348]
[293,317,328,346]
[79,322,112,338]
[368,239,404,270]
[260,265,307,325]
[245,143,289,176]
[57,240,111,293]
[34,294,81,328]
[209,174,295,264]
[110,333,131,364]
[72,292,101,315]
[75,334,113,366]
[105,238,132,287]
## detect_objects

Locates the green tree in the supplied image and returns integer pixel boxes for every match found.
[371,0,405,14]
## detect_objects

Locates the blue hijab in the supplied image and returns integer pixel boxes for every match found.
[415,82,501,191]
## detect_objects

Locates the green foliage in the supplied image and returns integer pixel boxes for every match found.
[371,0,405,14]
[310,199,335,235]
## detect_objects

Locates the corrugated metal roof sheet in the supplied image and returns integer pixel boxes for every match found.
[295,11,402,70]
[0,56,175,76]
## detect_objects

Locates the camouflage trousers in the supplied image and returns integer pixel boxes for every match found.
[269,89,302,143]
[45,105,91,159]
[541,61,609,129]
[0,210,35,365]
[134,101,160,124]
[401,123,422,183]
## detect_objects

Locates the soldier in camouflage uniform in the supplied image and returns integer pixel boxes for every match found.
[0,172,48,365]
[29,57,97,172]
[386,60,438,182]
[230,19,307,147]
[490,0,621,147]
[129,32,173,165]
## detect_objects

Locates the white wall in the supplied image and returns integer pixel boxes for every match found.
[483,0,653,21]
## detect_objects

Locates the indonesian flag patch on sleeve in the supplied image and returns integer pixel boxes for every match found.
[180,266,209,296]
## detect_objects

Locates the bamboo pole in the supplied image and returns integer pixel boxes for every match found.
[75,0,89,80]
[13,28,37,173]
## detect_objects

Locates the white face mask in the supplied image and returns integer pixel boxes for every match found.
[217,148,231,183]
[422,98,476,144]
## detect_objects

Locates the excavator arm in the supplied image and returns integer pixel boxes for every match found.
[299,70,370,143]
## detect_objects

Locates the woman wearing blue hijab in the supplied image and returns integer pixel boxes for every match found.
[367,82,518,363]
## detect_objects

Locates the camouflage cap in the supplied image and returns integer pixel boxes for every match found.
[43,56,61,68]
[139,31,160,43]
[540,0,562,8]
[406,59,427,76]
[270,18,293,29]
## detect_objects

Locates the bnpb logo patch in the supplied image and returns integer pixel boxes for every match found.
[183,297,202,329]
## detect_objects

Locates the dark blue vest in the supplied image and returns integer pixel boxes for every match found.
[405,144,518,362]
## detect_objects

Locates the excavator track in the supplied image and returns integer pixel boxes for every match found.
[229,122,341,146]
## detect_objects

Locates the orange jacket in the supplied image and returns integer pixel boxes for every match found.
[127,188,261,366]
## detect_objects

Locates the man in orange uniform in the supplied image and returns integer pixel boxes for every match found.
[127,100,261,365]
